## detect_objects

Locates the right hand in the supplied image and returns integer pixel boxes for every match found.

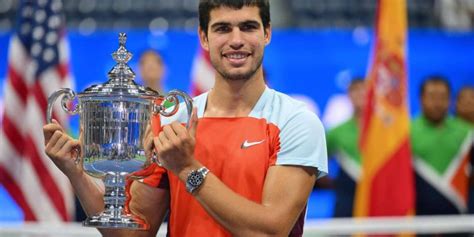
[43,119,82,177]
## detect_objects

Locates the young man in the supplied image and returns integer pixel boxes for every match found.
[43,1,328,236]
[411,76,472,216]
[139,49,166,94]
[325,78,365,217]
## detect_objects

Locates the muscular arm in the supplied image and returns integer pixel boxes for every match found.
[178,164,317,236]
[155,109,324,236]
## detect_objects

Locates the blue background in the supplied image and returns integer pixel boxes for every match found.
[0,29,473,221]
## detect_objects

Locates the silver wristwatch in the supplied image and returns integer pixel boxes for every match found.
[185,167,209,194]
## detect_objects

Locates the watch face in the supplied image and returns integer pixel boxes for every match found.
[189,171,203,187]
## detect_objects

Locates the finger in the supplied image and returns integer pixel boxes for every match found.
[188,107,198,138]
[45,130,64,151]
[57,139,79,159]
[79,126,83,140]
[171,121,187,139]
[157,132,168,149]
[78,127,84,157]
[144,123,151,138]
[153,136,164,153]
[162,125,180,145]
[144,132,154,151]
[43,123,65,145]
[51,134,70,154]
[144,132,155,158]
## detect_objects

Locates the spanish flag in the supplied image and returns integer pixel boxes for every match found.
[354,0,415,218]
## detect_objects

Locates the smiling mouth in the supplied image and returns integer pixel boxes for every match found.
[225,53,248,59]
[223,52,251,65]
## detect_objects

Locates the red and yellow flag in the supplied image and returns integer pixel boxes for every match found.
[354,0,414,217]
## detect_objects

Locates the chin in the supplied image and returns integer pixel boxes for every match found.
[220,69,256,81]
[226,74,252,81]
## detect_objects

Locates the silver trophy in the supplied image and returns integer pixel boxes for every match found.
[46,33,193,230]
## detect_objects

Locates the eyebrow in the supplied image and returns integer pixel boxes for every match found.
[239,20,261,27]
[210,22,230,30]
[210,20,261,29]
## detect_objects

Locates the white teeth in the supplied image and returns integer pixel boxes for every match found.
[227,53,246,59]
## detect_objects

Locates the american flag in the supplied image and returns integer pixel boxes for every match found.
[0,0,74,221]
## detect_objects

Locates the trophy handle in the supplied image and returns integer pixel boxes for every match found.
[46,88,81,165]
[153,90,194,128]
[47,88,80,124]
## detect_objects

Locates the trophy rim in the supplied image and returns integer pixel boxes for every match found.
[83,213,149,230]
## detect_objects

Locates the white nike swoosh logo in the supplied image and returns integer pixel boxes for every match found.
[241,139,265,149]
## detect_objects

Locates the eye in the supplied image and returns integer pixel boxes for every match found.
[215,25,230,33]
[240,24,258,31]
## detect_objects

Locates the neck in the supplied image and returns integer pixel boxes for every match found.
[353,109,362,122]
[423,115,446,127]
[205,70,266,117]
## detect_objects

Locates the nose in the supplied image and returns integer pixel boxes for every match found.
[229,28,244,49]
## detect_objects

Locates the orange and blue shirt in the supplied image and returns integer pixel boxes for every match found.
[141,87,328,236]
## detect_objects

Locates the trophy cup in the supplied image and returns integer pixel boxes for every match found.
[46,33,193,229]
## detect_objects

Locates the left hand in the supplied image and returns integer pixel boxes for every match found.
[153,107,199,176]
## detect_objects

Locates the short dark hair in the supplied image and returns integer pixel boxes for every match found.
[348,77,365,91]
[198,0,270,35]
[419,75,451,96]
[138,49,163,65]
[457,85,474,100]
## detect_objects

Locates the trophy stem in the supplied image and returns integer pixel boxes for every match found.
[104,173,126,213]
[83,173,148,230]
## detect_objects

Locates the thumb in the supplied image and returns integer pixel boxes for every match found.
[188,107,198,138]
[51,119,65,132]
[77,125,84,157]
[52,118,60,126]
[78,126,83,144]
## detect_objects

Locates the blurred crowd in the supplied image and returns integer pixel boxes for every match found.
[319,76,474,221]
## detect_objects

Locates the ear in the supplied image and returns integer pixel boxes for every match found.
[198,26,210,51]
[264,24,272,46]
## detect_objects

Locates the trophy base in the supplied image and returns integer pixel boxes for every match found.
[83,212,148,230]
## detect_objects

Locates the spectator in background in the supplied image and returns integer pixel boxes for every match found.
[139,49,166,94]
[325,78,365,217]
[455,86,474,214]
[456,86,474,126]
[411,76,472,220]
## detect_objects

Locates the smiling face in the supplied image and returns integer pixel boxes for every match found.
[198,6,271,81]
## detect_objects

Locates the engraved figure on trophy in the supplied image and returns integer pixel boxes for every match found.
[46,33,193,229]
